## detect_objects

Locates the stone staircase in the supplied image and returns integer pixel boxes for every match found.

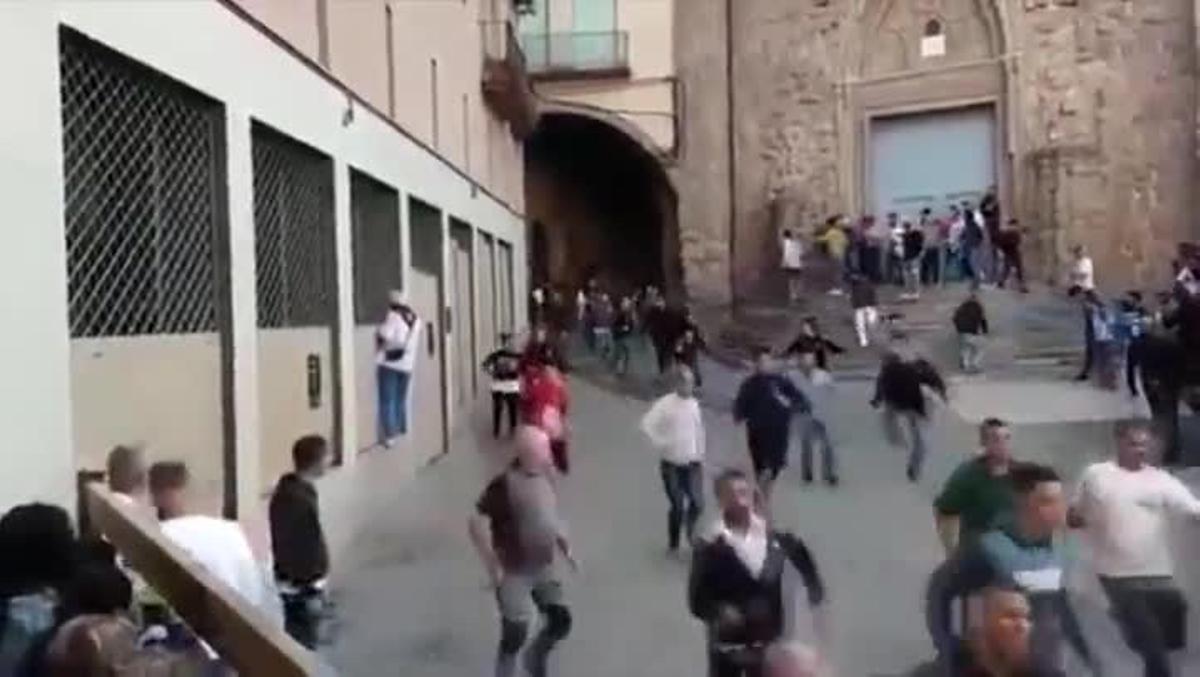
[699,282,1086,381]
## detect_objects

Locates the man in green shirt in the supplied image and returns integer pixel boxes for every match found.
[934,418,1018,556]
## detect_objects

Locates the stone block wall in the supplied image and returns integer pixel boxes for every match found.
[673,0,1198,305]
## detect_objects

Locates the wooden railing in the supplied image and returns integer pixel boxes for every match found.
[82,481,316,676]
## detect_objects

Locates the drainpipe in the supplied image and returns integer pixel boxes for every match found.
[725,0,738,312]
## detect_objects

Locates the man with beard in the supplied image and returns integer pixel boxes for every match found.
[688,470,828,677]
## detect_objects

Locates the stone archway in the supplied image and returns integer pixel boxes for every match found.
[524,111,683,299]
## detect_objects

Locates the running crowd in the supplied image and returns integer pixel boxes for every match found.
[466,240,1200,676]
[6,258,1200,677]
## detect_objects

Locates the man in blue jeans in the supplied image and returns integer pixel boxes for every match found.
[641,366,706,552]
[376,290,420,446]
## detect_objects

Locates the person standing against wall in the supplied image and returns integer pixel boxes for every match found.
[376,290,421,447]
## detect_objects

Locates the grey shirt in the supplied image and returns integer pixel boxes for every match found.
[506,470,565,571]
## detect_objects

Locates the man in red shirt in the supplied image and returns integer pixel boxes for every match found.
[521,362,570,474]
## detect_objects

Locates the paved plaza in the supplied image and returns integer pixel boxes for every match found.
[325,334,1200,676]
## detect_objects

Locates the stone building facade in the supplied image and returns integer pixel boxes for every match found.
[674,0,1199,305]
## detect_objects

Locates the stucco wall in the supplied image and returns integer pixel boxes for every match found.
[1,0,527,524]
[675,0,1199,304]
[533,0,677,153]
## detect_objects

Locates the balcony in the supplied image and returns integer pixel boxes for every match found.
[520,31,631,81]
[481,19,540,139]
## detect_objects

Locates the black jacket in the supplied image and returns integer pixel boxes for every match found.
[953,300,989,335]
[269,473,329,585]
[872,359,946,417]
[784,334,844,370]
[850,279,878,309]
[688,529,825,646]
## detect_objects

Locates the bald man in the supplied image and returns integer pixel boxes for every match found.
[470,426,578,677]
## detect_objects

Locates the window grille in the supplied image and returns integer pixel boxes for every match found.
[350,170,402,325]
[251,124,337,329]
[60,29,226,338]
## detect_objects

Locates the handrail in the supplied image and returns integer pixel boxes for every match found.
[83,482,316,676]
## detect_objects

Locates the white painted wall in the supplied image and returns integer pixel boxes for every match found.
[0,1,527,521]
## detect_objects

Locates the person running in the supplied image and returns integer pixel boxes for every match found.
[688,469,827,677]
[641,366,706,553]
[934,418,1018,556]
[792,345,838,486]
[733,348,811,502]
[926,463,1096,676]
[521,324,567,373]
[469,426,577,677]
[483,333,523,438]
[953,585,1065,677]
[673,326,706,388]
[521,361,570,475]
[870,352,948,482]
[645,296,678,376]
[1069,420,1200,677]
[269,435,332,650]
[783,317,844,371]
[611,297,636,376]
[954,288,990,374]
[849,273,880,348]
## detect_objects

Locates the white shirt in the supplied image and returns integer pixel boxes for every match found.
[947,217,965,246]
[781,237,804,270]
[1069,257,1095,291]
[718,515,769,578]
[160,515,269,609]
[377,309,421,372]
[640,393,706,465]
[1072,460,1200,578]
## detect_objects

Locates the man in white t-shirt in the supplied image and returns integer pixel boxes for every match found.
[149,462,272,614]
[376,289,421,446]
[641,365,706,552]
[1069,420,1200,677]
[781,229,805,303]
[1067,245,1095,293]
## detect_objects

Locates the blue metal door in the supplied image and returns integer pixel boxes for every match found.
[870,106,996,221]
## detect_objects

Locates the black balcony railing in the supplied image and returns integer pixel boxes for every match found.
[520,31,630,78]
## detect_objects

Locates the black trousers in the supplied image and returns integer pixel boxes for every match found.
[1100,576,1187,677]
[492,391,520,437]
[997,249,1025,288]
[281,588,325,650]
